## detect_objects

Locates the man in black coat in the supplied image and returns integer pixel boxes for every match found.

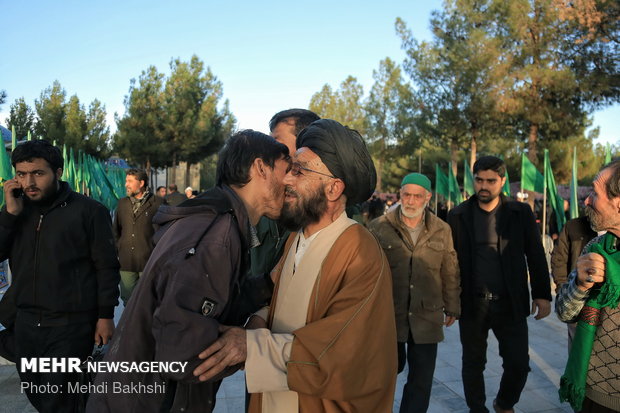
[0,140,120,413]
[114,168,163,305]
[447,156,552,413]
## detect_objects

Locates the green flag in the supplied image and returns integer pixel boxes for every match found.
[0,144,14,208]
[448,162,463,205]
[605,142,612,165]
[544,149,566,233]
[463,159,475,197]
[503,168,511,197]
[435,164,449,199]
[27,131,32,141]
[569,147,579,219]
[521,153,544,193]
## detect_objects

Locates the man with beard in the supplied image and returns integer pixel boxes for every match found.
[0,140,120,413]
[447,156,551,413]
[193,119,397,413]
[86,131,290,413]
[368,173,460,413]
[556,161,620,412]
[114,168,163,305]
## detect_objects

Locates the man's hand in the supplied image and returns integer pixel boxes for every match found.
[531,299,551,320]
[193,325,247,382]
[94,318,115,345]
[444,315,457,327]
[3,179,24,216]
[576,252,605,292]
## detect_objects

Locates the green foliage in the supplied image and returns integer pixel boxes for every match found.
[309,76,367,134]
[6,97,35,140]
[0,90,6,107]
[33,80,111,158]
[114,55,236,180]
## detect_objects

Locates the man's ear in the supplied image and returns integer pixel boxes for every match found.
[325,179,346,202]
[252,158,268,180]
[56,168,63,180]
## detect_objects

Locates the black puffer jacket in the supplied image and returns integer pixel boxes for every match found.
[0,181,120,323]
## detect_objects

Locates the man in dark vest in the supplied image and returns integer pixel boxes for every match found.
[114,168,162,305]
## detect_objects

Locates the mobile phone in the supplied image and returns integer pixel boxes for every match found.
[12,187,23,198]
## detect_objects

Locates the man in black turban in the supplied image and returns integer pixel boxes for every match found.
[279,119,377,231]
[192,118,397,413]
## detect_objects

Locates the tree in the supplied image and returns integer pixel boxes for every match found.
[0,90,6,108]
[114,66,168,170]
[309,76,367,135]
[63,95,87,150]
[6,97,36,140]
[84,99,111,158]
[365,57,417,191]
[161,55,236,186]
[35,81,67,144]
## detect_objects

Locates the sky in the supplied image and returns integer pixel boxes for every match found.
[1,0,617,146]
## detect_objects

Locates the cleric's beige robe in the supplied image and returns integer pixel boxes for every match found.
[247,215,398,413]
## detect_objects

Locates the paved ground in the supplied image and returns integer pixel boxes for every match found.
[0,301,573,413]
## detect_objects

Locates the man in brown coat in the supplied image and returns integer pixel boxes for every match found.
[113,168,163,304]
[369,172,460,413]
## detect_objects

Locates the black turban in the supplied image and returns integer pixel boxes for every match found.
[296,119,377,206]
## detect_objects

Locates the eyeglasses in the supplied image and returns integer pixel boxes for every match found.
[290,162,337,179]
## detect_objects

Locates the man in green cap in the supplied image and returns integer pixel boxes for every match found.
[369,172,460,413]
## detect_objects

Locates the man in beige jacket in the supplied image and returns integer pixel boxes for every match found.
[369,172,460,413]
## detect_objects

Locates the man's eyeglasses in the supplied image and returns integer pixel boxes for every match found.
[290,162,336,179]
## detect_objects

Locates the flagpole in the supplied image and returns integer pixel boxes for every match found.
[542,162,548,247]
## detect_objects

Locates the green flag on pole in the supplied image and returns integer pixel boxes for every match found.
[605,143,612,165]
[463,159,475,197]
[435,164,449,199]
[448,162,463,205]
[544,149,566,233]
[569,147,579,219]
[0,143,14,207]
[521,153,544,193]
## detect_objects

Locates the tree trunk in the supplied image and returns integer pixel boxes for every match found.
[528,123,538,163]
[170,153,177,186]
[185,162,191,188]
[376,157,383,193]
[470,122,478,169]
[451,138,459,176]
[146,157,152,188]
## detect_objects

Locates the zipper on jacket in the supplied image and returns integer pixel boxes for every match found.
[34,214,43,326]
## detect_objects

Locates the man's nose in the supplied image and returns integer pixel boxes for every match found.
[25,174,36,186]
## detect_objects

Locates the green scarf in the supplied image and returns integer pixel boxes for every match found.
[559,232,620,410]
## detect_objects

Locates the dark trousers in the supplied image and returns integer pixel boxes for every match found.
[398,332,438,413]
[459,299,530,413]
[15,313,95,413]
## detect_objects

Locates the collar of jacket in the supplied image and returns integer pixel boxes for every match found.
[385,205,437,250]
[218,185,252,250]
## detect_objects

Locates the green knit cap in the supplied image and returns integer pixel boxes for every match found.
[401,173,431,192]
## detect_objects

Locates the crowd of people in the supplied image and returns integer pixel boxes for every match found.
[0,108,618,413]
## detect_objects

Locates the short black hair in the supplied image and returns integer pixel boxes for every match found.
[168,183,178,191]
[601,159,620,199]
[216,130,289,187]
[126,168,148,186]
[473,156,506,178]
[269,109,320,137]
[11,139,63,171]
[156,186,166,191]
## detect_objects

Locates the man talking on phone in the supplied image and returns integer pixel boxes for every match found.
[0,139,120,413]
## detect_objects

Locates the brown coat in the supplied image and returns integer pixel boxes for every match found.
[369,207,460,344]
[249,224,398,413]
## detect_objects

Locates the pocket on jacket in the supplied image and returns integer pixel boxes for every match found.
[418,297,444,326]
